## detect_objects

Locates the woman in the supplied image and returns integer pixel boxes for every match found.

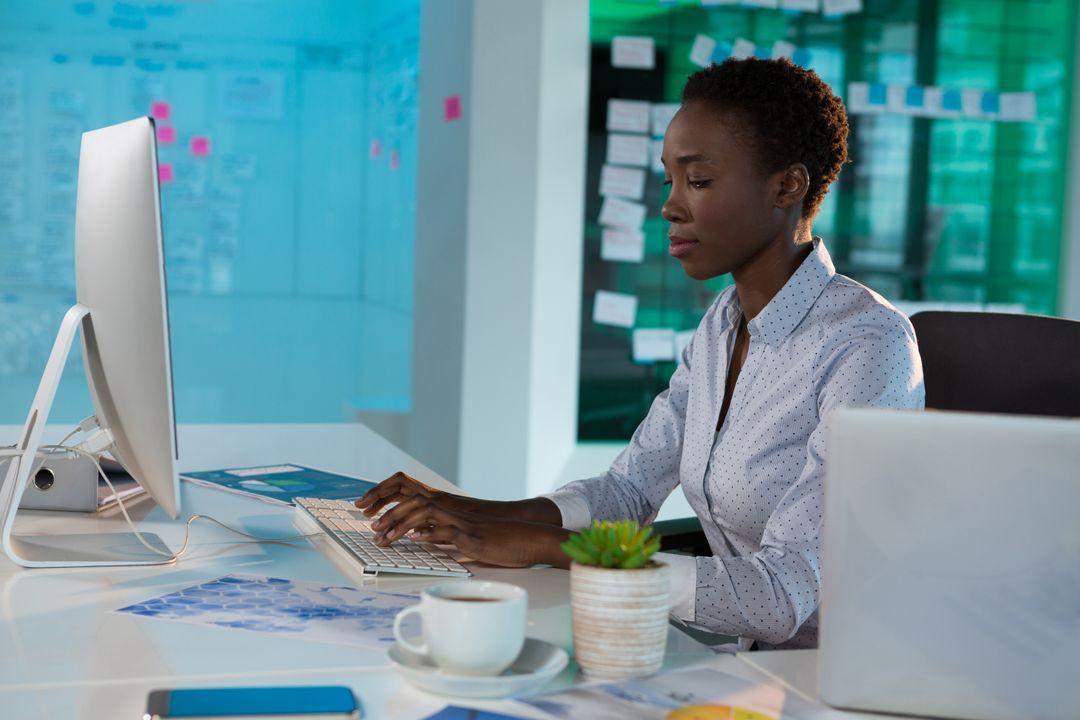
[356,58,924,650]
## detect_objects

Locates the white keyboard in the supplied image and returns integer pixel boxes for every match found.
[293,497,471,578]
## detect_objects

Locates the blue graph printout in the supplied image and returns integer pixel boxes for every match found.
[180,464,378,506]
[116,574,418,650]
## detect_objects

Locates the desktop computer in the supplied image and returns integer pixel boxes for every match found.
[0,117,180,567]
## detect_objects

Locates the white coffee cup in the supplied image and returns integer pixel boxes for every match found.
[392,580,528,676]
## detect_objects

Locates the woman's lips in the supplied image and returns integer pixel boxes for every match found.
[668,237,699,258]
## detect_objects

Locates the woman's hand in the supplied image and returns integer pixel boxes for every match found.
[366,492,571,569]
[355,471,564,526]
[354,471,475,518]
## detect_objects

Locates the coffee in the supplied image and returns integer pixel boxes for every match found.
[451,596,498,602]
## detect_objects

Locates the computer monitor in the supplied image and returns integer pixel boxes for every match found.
[0,117,179,567]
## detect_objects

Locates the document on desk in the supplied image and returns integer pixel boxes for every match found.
[116,574,418,651]
[180,464,378,507]
[521,665,816,720]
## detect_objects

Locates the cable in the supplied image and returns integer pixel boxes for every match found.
[38,442,321,563]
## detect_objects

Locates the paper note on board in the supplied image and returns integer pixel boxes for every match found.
[600,164,646,200]
[601,228,645,263]
[690,34,717,68]
[999,91,1036,122]
[593,291,637,328]
[606,133,650,167]
[612,36,655,70]
[633,328,676,362]
[607,99,651,133]
[599,197,647,230]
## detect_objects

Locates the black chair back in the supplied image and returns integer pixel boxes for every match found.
[910,311,1080,417]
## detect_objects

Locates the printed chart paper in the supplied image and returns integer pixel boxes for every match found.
[117,575,420,651]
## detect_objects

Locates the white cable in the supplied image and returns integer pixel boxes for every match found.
[54,415,100,451]
[38,442,321,563]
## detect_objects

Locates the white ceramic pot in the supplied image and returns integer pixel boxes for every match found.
[569,560,670,679]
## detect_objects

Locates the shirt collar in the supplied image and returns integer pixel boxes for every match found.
[746,237,835,349]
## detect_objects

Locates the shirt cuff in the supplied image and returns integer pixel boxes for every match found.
[540,491,593,531]
[655,551,697,623]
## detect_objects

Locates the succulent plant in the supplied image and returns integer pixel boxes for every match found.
[560,519,661,569]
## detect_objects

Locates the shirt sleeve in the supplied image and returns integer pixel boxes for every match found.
[548,327,699,527]
[691,318,924,645]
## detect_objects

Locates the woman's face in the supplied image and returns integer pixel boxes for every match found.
[661,102,790,281]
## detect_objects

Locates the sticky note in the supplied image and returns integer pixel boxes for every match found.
[980,91,1000,115]
[190,136,211,157]
[675,330,695,362]
[886,84,908,113]
[593,290,637,328]
[922,87,946,116]
[781,0,820,10]
[633,329,676,363]
[601,164,646,200]
[606,133,650,167]
[771,40,796,60]
[689,34,717,68]
[607,99,651,133]
[791,48,812,67]
[150,100,170,120]
[711,42,733,64]
[156,125,176,144]
[822,0,862,14]
[961,89,985,117]
[598,197,647,230]
[651,103,680,137]
[741,0,779,8]
[868,83,887,106]
[700,0,739,6]
[390,149,400,171]
[158,163,174,184]
[999,91,1036,122]
[731,38,757,60]
[601,228,646,263]
[612,36,655,70]
[444,95,462,122]
[845,82,873,114]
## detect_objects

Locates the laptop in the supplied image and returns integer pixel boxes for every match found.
[820,408,1080,720]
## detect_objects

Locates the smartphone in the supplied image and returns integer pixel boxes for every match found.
[144,686,361,720]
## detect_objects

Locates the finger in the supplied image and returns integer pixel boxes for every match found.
[369,495,429,534]
[408,524,461,546]
[375,502,466,546]
[355,472,430,513]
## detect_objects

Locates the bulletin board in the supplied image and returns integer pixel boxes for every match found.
[0,1,420,424]
[579,0,1078,440]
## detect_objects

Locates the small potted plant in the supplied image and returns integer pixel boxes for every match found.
[561,519,669,679]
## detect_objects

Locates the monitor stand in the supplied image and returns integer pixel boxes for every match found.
[0,304,174,568]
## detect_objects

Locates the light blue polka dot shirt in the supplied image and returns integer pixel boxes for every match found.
[548,238,924,650]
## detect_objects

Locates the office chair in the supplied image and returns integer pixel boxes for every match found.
[909,310,1080,416]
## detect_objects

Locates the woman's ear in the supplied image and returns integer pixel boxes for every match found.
[775,163,810,210]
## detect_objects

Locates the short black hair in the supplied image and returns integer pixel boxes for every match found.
[681,57,849,220]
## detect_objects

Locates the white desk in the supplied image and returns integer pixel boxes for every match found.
[2,423,766,720]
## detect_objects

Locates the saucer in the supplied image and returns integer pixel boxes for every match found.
[387,637,569,699]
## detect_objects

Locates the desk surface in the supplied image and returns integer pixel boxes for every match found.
[0,423,886,720]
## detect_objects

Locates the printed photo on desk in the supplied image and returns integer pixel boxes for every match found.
[180,465,377,506]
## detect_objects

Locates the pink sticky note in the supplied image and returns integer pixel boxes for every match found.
[389,149,400,171]
[156,125,176,144]
[158,163,174,184]
[369,138,382,159]
[150,101,170,121]
[444,95,462,122]
[190,136,211,157]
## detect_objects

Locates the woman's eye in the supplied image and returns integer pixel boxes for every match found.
[662,178,672,187]
[689,179,712,189]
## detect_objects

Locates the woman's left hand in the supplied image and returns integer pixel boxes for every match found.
[371,497,570,569]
